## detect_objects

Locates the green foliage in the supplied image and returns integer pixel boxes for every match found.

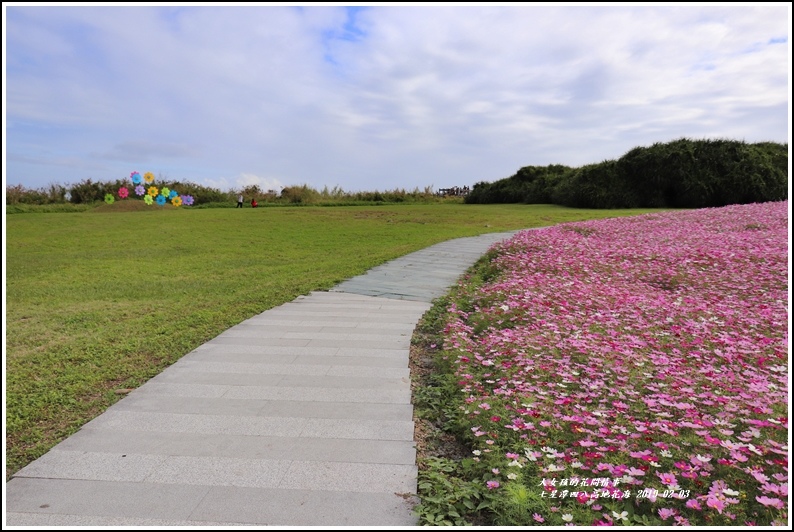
[5,183,68,205]
[467,138,788,209]
[168,180,228,204]
[467,165,571,204]
[415,457,495,526]
[67,178,119,204]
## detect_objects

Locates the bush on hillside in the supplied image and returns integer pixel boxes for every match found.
[467,138,788,209]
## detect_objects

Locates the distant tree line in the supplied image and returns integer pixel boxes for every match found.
[6,177,445,208]
[465,138,788,208]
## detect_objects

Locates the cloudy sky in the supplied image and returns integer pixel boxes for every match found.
[3,3,791,194]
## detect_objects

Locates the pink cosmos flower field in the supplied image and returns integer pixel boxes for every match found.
[442,201,788,526]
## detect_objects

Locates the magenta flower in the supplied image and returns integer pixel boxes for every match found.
[486,480,500,490]
[533,513,544,523]
[118,187,129,198]
[437,201,788,526]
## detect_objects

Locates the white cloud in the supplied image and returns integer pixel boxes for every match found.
[237,172,284,192]
[4,4,790,192]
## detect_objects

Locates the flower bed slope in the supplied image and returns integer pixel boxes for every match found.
[441,201,788,526]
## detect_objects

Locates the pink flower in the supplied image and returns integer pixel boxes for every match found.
[486,480,500,490]
[533,513,544,523]
[658,508,677,520]
[685,499,702,511]
[751,471,770,483]
[706,497,725,514]
[756,496,784,509]
[657,472,678,487]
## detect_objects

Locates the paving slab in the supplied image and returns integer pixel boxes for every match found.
[5,230,521,527]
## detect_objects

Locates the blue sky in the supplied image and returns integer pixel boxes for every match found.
[3,4,791,193]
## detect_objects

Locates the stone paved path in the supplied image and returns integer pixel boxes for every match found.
[5,231,521,526]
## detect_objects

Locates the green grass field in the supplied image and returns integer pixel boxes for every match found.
[5,203,666,479]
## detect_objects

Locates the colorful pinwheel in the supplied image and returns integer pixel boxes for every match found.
[144,194,153,205]
[118,187,129,199]
[147,186,159,197]
[181,195,194,206]
[131,172,142,184]
[155,194,167,205]
[171,196,183,207]
[160,187,171,199]
[169,190,178,199]
[143,172,155,184]
[104,193,115,204]
[134,185,145,196]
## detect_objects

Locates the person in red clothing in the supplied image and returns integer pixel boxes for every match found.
[251,198,258,208]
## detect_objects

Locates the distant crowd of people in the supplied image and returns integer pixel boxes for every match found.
[437,186,470,197]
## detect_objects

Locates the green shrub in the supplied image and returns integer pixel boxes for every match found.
[469,138,788,209]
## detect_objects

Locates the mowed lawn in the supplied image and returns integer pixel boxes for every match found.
[5,203,664,478]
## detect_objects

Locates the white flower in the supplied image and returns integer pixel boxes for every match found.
[612,511,629,521]
[723,488,739,496]
[570,461,584,469]
[561,514,573,522]
[660,450,673,458]
[472,450,481,456]
[696,454,712,463]
[748,444,764,455]
[507,473,517,480]
[500,304,510,311]
[507,460,523,468]
[649,461,662,468]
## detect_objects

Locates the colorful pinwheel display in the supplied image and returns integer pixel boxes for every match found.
[105,171,194,207]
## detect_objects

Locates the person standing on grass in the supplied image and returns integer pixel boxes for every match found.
[251,198,258,208]
[237,194,244,208]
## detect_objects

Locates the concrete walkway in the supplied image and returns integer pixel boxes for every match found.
[5,231,520,526]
